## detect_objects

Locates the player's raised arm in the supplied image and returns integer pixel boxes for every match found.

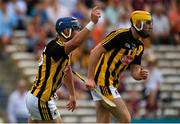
[64,6,101,54]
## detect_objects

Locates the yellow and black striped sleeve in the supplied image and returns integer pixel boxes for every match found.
[45,41,68,61]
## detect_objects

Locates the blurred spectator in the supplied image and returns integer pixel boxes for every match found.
[35,27,47,60]
[46,0,70,24]
[0,0,17,58]
[60,0,78,12]
[71,1,88,21]
[152,3,170,44]
[26,12,49,55]
[26,15,40,53]
[117,72,127,94]
[126,90,140,118]
[7,79,28,123]
[71,1,89,30]
[117,8,131,29]
[142,55,164,118]
[31,1,55,37]
[131,0,145,10]
[122,0,133,12]
[168,0,180,44]
[84,0,94,8]
[29,1,49,25]
[116,0,132,29]
[0,85,8,123]
[26,0,39,16]
[7,0,27,30]
[104,0,120,29]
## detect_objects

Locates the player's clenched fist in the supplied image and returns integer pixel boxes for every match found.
[140,68,149,80]
[85,79,96,90]
[90,6,101,24]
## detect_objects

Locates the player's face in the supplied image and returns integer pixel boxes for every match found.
[143,20,153,36]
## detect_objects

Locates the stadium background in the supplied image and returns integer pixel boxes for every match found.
[0,0,179,123]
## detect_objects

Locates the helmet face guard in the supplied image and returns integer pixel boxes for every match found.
[130,11,152,38]
[55,17,81,39]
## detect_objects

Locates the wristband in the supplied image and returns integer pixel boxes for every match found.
[85,21,95,31]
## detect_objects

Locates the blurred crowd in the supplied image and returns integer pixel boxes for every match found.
[0,0,179,123]
[0,0,179,58]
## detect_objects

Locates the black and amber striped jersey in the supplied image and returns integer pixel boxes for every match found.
[94,28,144,87]
[30,38,69,102]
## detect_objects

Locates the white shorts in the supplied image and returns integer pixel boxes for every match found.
[26,91,60,120]
[91,85,121,101]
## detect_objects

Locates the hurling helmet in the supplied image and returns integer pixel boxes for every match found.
[130,11,152,38]
[55,17,81,39]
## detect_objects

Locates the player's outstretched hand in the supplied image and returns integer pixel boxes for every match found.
[66,96,76,112]
[91,6,101,24]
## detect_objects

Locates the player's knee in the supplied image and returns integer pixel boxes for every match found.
[124,114,131,123]
[117,113,131,123]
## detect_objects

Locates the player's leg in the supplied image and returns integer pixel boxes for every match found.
[28,116,62,123]
[32,116,62,123]
[46,116,62,123]
[26,91,62,123]
[36,99,62,123]
[91,85,131,123]
[97,98,131,123]
[27,112,62,123]
[28,117,33,123]
[110,98,131,123]
[96,100,112,123]
[28,117,38,123]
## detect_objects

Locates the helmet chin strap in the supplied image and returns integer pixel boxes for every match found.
[60,28,72,39]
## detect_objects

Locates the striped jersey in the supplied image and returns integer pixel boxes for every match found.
[30,38,69,102]
[94,28,144,87]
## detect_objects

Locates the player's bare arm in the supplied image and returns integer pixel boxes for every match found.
[64,6,101,54]
[130,64,149,80]
[63,65,76,112]
[86,44,106,90]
